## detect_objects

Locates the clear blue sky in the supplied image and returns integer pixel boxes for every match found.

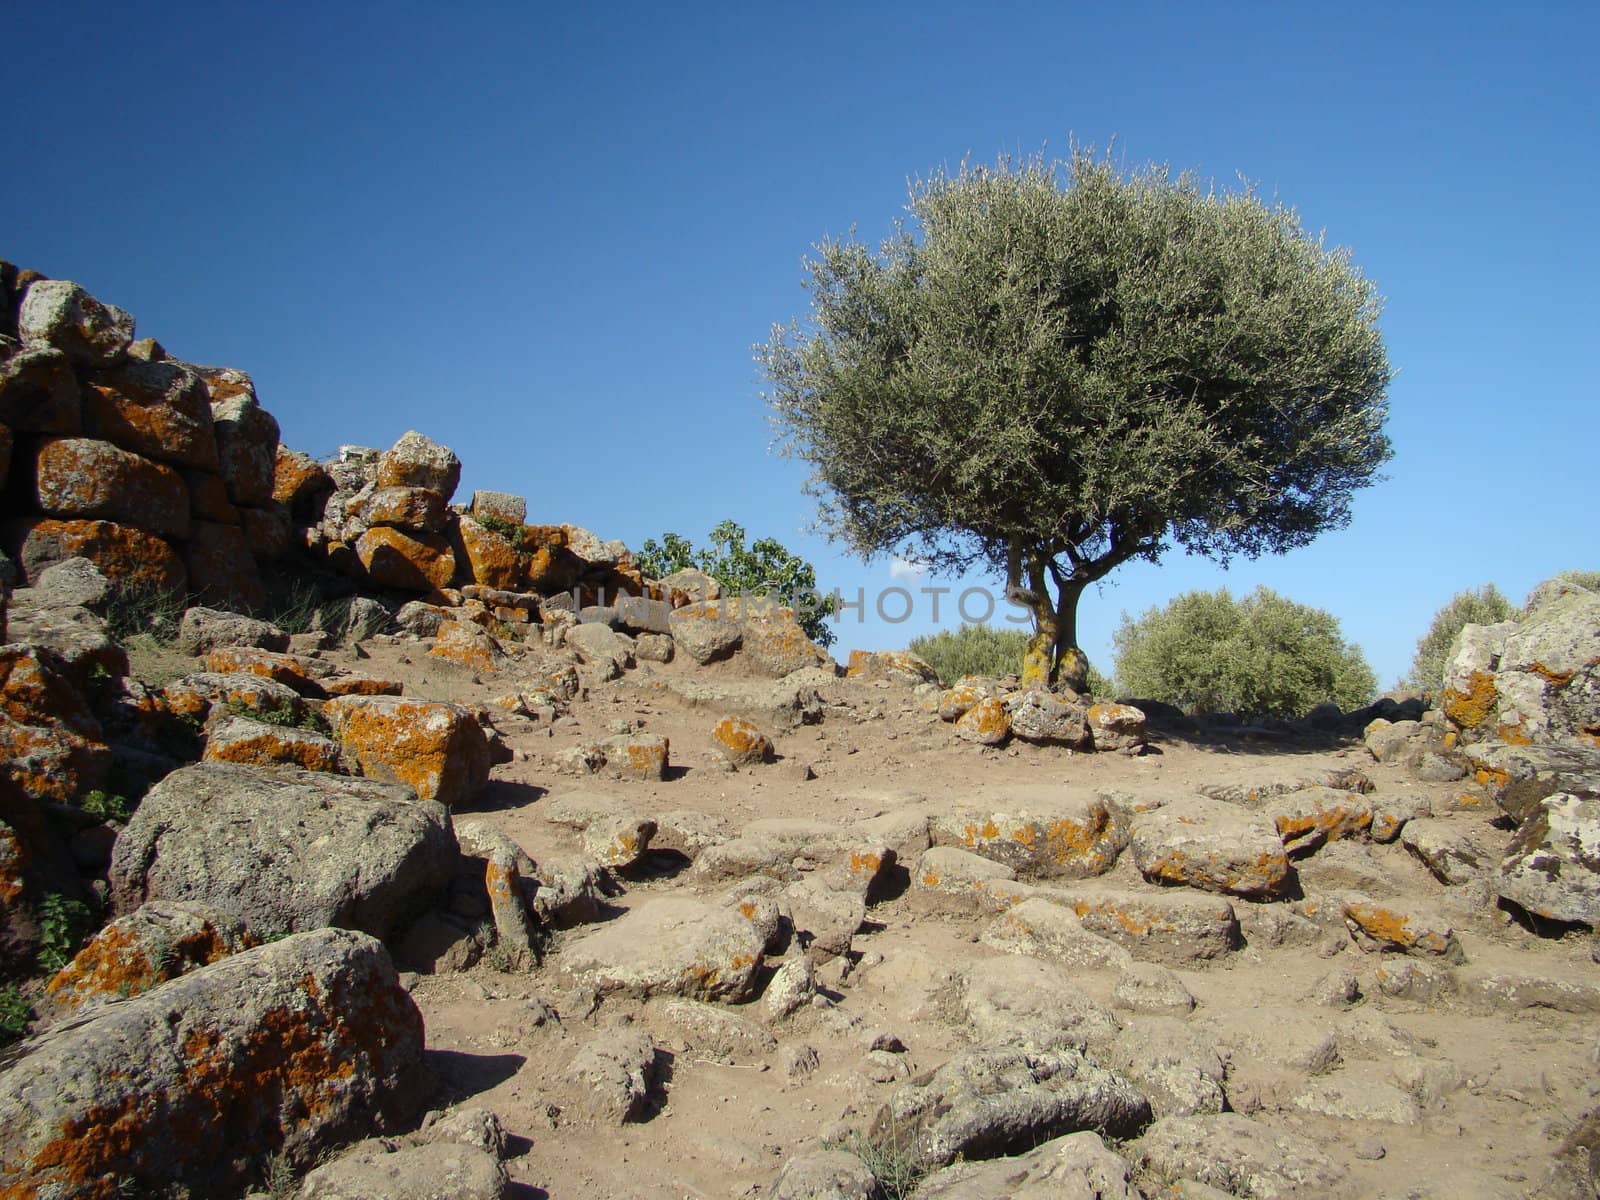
[7,2,1596,690]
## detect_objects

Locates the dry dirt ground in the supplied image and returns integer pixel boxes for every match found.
[207,636,1600,1199]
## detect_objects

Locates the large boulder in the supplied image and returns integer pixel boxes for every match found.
[0,345,80,435]
[1134,1112,1349,1199]
[0,642,111,802]
[375,430,461,499]
[183,520,266,612]
[5,516,186,594]
[0,929,428,1199]
[292,1141,508,1200]
[17,277,134,366]
[28,436,191,540]
[1497,791,1600,926]
[203,372,280,506]
[323,695,491,807]
[82,357,220,469]
[108,762,458,939]
[930,794,1128,879]
[355,526,456,592]
[176,605,290,655]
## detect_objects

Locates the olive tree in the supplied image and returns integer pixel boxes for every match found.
[759,149,1391,689]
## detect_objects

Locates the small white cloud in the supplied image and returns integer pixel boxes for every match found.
[888,557,929,581]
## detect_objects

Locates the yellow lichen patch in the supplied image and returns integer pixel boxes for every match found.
[1528,661,1576,686]
[322,677,403,698]
[1495,722,1533,746]
[1443,731,1458,749]
[1343,900,1457,957]
[1442,669,1497,730]
[936,684,985,721]
[921,873,941,888]
[428,621,504,672]
[848,851,883,879]
[712,716,773,765]
[1071,900,1155,938]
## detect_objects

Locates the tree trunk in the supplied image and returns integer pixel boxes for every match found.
[1018,565,1090,693]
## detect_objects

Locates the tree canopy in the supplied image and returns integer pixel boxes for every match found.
[759,148,1391,688]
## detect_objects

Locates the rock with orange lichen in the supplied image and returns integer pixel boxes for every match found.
[1266,786,1375,856]
[323,694,491,807]
[82,357,220,469]
[357,485,449,532]
[18,276,135,366]
[581,815,658,868]
[1087,702,1149,753]
[668,597,830,677]
[846,649,940,686]
[184,519,267,612]
[977,897,1135,973]
[109,762,457,939]
[0,643,111,802]
[1343,898,1464,961]
[202,713,343,773]
[4,516,187,595]
[29,435,192,539]
[160,670,309,725]
[1,776,85,966]
[912,846,1036,914]
[1129,796,1294,899]
[667,599,745,664]
[427,619,509,673]
[455,515,527,590]
[38,900,256,1022]
[562,895,765,1002]
[1040,886,1242,963]
[930,796,1129,880]
[202,371,279,506]
[322,675,405,698]
[356,526,457,592]
[712,715,775,766]
[601,732,670,781]
[937,681,996,722]
[273,444,334,520]
[203,646,323,695]
[0,928,429,1199]
[955,696,1011,745]
[454,822,542,971]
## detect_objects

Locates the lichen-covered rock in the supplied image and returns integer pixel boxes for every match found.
[18,277,134,366]
[159,670,308,724]
[453,822,541,971]
[292,1141,509,1200]
[184,519,266,612]
[470,489,525,525]
[930,796,1128,879]
[581,815,657,868]
[561,896,765,1002]
[0,344,80,434]
[454,516,525,590]
[0,928,428,1200]
[668,600,744,664]
[323,694,491,807]
[0,643,111,802]
[1102,1020,1226,1120]
[1343,899,1463,961]
[870,1043,1150,1170]
[177,605,289,655]
[671,597,830,677]
[1129,796,1293,898]
[83,357,219,468]
[1005,689,1091,747]
[956,696,1011,745]
[937,682,994,722]
[1497,791,1600,926]
[1087,702,1148,753]
[979,898,1134,972]
[204,373,279,506]
[202,713,343,773]
[846,649,939,686]
[427,619,508,672]
[5,516,186,594]
[356,526,457,592]
[359,485,448,532]
[109,762,457,939]
[375,430,461,499]
[1050,887,1242,963]
[30,435,191,538]
[602,732,670,781]
[1267,786,1375,855]
[1134,1113,1350,1199]
[38,900,256,1021]
[566,620,631,680]
[2,589,128,692]
[712,714,775,765]
[273,445,334,519]
[203,646,321,694]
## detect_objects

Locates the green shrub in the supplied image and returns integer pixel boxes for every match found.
[37,893,93,973]
[1557,569,1600,591]
[909,624,1028,684]
[820,1130,927,1200]
[1112,586,1375,718]
[225,698,330,736]
[1406,583,1518,696]
[80,789,133,824]
[476,513,529,550]
[638,519,839,647]
[0,981,31,1045]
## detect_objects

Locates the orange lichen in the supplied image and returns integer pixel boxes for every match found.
[1495,722,1533,746]
[1442,669,1497,730]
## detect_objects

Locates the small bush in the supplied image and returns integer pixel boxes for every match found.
[476,513,529,550]
[1113,586,1375,718]
[0,981,31,1045]
[1557,569,1600,592]
[225,698,330,736]
[909,624,1028,684]
[80,789,133,823]
[1407,583,1518,696]
[38,893,93,973]
[820,1130,927,1200]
